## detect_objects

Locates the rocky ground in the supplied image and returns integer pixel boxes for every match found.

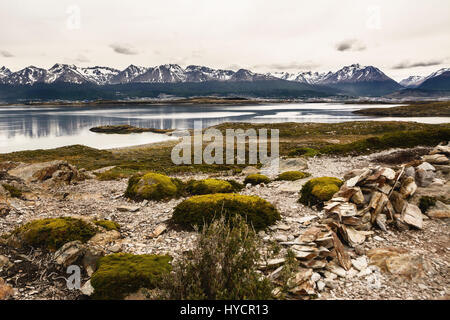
[0,146,449,300]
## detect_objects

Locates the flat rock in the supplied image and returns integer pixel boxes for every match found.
[416,162,435,172]
[422,154,449,165]
[427,201,450,219]
[401,203,423,229]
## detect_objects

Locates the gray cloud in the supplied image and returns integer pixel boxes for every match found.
[392,60,443,69]
[335,39,366,52]
[76,54,90,63]
[109,44,138,55]
[1,50,14,57]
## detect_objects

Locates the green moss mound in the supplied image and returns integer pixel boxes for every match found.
[12,217,98,251]
[288,147,319,157]
[91,253,172,300]
[94,220,120,231]
[124,172,181,201]
[172,193,280,231]
[186,179,234,195]
[244,174,271,185]
[299,177,343,206]
[276,171,310,181]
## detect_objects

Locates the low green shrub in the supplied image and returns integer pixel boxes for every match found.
[160,217,273,300]
[419,196,436,213]
[124,172,181,201]
[288,147,319,157]
[12,217,98,251]
[244,174,271,185]
[276,171,310,181]
[91,253,172,300]
[94,220,120,231]
[299,177,343,206]
[172,193,280,231]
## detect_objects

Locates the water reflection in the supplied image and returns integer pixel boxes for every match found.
[1,103,449,153]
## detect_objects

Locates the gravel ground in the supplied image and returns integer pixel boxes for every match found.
[1,149,449,300]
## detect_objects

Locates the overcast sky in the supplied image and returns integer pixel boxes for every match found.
[0,0,449,81]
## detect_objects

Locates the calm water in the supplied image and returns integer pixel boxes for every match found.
[1,103,449,153]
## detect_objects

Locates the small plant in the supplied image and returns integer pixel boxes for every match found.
[172,193,281,231]
[288,147,319,158]
[94,220,120,231]
[419,196,436,213]
[244,174,271,185]
[2,184,22,198]
[276,171,310,181]
[91,253,172,300]
[12,217,98,251]
[160,217,274,300]
[299,177,343,207]
[124,172,182,201]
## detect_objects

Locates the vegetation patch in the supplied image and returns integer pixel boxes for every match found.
[90,124,173,134]
[2,184,22,198]
[94,220,120,231]
[12,217,98,251]
[299,177,343,207]
[160,217,273,299]
[276,171,310,181]
[172,193,280,231]
[353,101,450,117]
[91,253,172,300]
[244,174,271,185]
[186,179,236,195]
[288,147,319,158]
[419,196,437,213]
[320,128,450,156]
[124,172,182,201]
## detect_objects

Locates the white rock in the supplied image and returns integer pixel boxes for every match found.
[311,272,321,283]
[351,256,368,271]
[417,162,435,172]
[80,280,94,296]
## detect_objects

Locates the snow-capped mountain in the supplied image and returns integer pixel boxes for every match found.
[231,69,276,81]
[109,65,148,84]
[185,65,234,82]
[6,66,47,85]
[399,75,425,88]
[417,68,450,90]
[0,66,11,82]
[134,64,186,83]
[80,66,120,85]
[269,71,328,84]
[320,64,393,84]
[44,64,89,84]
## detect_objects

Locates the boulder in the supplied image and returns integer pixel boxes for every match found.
[415,169,435,188]
[8,160,87,185]
[54,241,85,266]
[0,278,14,300]
[422,154,449,165]
[427,201,450,219]
[367,247,425,279]
[416,162,435,172]
[401,203,423,229]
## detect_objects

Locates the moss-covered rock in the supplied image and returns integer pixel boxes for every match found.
[12,217,98,251]
[91,253,172,300]
[2,184,22,198]
[172,193,280,231]
[276,171,310,181]
[186,179,234,195]
[299,177,343,206]
[94,220,120,231]
[124,172,181,201]
[244,174,271,185]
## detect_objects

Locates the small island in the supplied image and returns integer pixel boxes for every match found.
[353,101,450,117]
[89,124,173,134]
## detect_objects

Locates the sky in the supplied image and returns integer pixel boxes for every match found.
[0,0,449,81]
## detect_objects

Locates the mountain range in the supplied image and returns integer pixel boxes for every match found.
[0,63,449,101]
